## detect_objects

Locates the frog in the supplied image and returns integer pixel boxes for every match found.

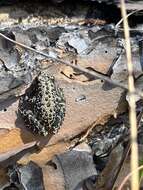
[19,71,66,136]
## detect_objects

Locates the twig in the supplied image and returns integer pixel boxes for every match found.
[118,165,143,190]
[112,109,143,189]
[119,28,143,32]
[115,10,139,30]
[121,1,139,190]
[1,29,143,99]
[0,32,128,90]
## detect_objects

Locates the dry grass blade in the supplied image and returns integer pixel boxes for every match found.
[120,0,139,190]
[114,109,143,189]
[115,10,139,30]
[118,165,143,190]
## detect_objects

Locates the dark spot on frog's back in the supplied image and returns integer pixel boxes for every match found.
[19,71,66,136]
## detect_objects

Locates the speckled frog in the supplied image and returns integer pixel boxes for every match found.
[19,71,66,136]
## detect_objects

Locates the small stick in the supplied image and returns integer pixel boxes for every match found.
[1,29,143,99]
[115,10,139,30]
[118,165,143,190]
[121,0,139,190]
[0,31,128,90]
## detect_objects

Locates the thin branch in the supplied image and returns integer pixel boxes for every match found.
[1,27,143,100]
[118,165,143,190]
[0,31,128,90]
[120,1,139,190]
[113,109,143,189]
[115,10,139,30]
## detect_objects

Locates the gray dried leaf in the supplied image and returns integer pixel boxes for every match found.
[48,149,97,190]
[95,144,124,190]
[8,161,44,190]
[68,35,89,54]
